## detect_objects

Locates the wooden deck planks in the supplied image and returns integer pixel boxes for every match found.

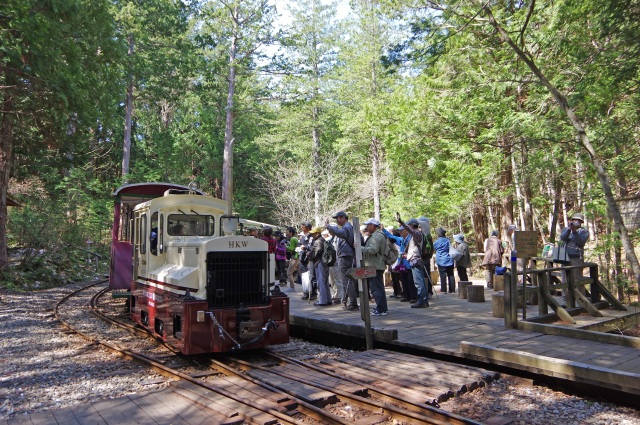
[26,411,58,425]
[167,381,278,425]
[69,404,108,425]
[91,396,154,425]
[128,391,191,425]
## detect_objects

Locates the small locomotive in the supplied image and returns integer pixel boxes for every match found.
[109,182,289,354]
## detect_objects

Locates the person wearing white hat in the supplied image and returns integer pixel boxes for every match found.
[361,218,389,316]
[560,213,589,298]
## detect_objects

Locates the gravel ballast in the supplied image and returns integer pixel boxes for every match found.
[1,283,639,424]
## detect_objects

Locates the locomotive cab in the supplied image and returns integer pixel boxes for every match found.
[112,183,289,354]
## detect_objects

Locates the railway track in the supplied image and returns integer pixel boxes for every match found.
[54,281,489,424]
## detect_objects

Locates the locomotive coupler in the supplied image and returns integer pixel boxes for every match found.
[262,319,278,332]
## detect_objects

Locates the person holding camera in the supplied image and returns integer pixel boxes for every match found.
[560,213,589,297]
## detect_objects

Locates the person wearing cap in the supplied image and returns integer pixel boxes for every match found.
[285,227,299,291]
[453,234,471,283]
[360,218,389,315]
[326,211,358,311]
[482,230,504,289]
[433,227,455,293]
[397,215,429,307]
[307,226,332,306]
[560,213,589,297]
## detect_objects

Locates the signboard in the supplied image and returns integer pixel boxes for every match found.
[348,266,377,280]
[514,231,538,257]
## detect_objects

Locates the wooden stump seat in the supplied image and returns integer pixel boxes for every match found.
[492,292,505,318]
[458,281,472,299]
[467,285,485,303]
[493,274,504,291]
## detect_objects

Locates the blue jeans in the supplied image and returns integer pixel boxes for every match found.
[411,260,428,304]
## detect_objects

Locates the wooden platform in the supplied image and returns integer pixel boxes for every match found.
[286,281,640,396]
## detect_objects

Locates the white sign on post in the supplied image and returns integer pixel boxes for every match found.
[514,231,537,258]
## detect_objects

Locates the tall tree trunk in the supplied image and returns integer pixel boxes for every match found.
[522,143,534,231]
[472,194,488,253]
[500,135,514,236]
[532,208,547,244]
[0,70,15,270]
[484,4,640,285]
[549,166,562,244]
[613,145,629,300]
[222,10,238,204]
[371,137,381,220]
[122,34,134,178]
[485,189,496,231]
[312,106,321,225]
[511,153,525,229]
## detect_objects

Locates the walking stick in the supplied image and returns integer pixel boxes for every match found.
[424,264,439,299]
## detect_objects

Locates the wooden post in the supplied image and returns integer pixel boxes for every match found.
[458,281,472,299]
[467,285,485,302]
[566,264,576,309]
[510,254,518,327]
[492,292,505,318]
[493,274,504,291]
[589,264,599,304]
[538,269,548,316]
[353,217,372,350]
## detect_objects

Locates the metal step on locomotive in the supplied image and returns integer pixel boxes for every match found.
[109,182,289,354]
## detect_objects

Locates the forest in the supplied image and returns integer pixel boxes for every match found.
[1,0,639,301]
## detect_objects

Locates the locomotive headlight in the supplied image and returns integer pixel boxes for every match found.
[188,181,199,193]
[197,311,205,322]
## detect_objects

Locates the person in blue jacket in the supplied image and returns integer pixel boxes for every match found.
[433,227,455,293]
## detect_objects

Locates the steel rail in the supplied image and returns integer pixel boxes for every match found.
[218,354,483,425]
[55,281,305,425]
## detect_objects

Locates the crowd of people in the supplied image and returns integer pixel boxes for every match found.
[255,211,589,317]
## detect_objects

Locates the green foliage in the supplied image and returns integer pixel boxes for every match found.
[0,249,101,291]
[4,173,111,289]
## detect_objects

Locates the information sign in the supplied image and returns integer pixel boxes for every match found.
[514,231,538,257]
[347,266,377,280]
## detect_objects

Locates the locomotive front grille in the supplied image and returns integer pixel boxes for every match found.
[206,251,269,308]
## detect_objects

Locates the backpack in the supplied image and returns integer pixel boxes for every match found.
[449,245,463,262]
[420,234,434,261]
[321,240,337,267]
[383,235,399,266]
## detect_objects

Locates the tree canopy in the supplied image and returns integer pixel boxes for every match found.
[2,0,640,298]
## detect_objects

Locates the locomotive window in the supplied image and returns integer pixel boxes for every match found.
[119,204,133,242]
[150,212,158,256]
[159,213,164,254]
[140,214,147,254]
[168,214,215,236]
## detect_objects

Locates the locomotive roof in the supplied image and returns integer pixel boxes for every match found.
[134,191,228,212]
[113,182,206,198]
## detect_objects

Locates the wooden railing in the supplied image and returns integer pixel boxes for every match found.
[502,260,626,328]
